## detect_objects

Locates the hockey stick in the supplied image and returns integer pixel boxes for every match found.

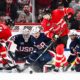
[34,41,54,62]
[11,41,54,73]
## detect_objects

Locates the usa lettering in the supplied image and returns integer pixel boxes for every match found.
[18,47,33,52]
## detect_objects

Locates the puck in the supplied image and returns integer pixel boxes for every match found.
[29,70,33,74]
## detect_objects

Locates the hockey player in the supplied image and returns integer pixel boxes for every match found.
[26,26,53,72]
[0,22,12,70]
[8,28,34,72]
[41,5,74,72]
[0,22,12,41]
[64,30,80,72]
[0,42,8,70]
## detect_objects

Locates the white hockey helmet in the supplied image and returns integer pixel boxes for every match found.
[68,29,78,36]
[31,26,40,34]
[22,28,30,35]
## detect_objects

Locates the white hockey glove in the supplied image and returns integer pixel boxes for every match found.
[54,35,59,40]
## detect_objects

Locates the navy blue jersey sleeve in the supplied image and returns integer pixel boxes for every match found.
[10,34,21,44]
[69,42,74,53]
[69,38,80,53]
[41,33,51,45]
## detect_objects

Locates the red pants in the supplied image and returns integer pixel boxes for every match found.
[55,44,68,68]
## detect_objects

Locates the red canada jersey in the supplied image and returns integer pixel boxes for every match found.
[0,23,12,41]
[51,9,65,23]
[41,9,69,39]
[63,7,75,15]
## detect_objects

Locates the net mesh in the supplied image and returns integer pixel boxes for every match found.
[12,24,42,32]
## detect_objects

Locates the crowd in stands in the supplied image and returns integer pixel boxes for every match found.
[0,0,80,30]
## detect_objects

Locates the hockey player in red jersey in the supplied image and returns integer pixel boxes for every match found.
[41,4,74,72]
[0,22,12,41]
[0,22,12,70]
[0,43,8,69]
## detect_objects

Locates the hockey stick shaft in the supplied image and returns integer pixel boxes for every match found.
[35,41,54,62]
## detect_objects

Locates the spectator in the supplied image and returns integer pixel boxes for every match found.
[69,0,80,12]
[17,4,32,22]
[37,9,45,22]
[17,12,27,23]
[0,0,18,21]
[22,4,32,16]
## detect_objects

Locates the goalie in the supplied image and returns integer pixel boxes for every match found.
[7,28,34,72]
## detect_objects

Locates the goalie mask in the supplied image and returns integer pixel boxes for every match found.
[22,28,30,42]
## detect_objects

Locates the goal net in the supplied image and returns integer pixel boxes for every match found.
[12,23,41,35]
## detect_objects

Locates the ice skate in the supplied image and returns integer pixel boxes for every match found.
[71,65,76,71]
[54,67,59,72]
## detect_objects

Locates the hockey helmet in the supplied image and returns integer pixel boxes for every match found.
[22,28,30,35]
[31,26,40,34]
[68,29,78,36]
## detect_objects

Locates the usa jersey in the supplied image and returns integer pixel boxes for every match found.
[30,33,51,51]
[70,38,80,53]
[11,34,34,59]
